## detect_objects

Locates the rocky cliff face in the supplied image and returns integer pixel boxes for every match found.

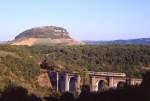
[10,26,85,46]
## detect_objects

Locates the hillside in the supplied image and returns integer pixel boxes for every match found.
[32,45,150,77]
[0,45,150,96]
[0,45,50,97]
[9,26,84,46]
[85,38,150,45]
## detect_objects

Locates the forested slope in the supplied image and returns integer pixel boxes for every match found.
[0,45,150,96]
[31,45,150,77]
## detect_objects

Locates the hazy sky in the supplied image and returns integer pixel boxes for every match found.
[0,0,150,41]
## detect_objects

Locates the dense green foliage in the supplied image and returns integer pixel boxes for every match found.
[0,45,49,96]
[31,45,150,77]
[0,45,150,96]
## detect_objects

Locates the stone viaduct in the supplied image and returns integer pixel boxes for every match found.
[88,71,142,91]
[38,70,142,93]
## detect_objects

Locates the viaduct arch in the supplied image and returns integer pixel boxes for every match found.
[47,70,142,93]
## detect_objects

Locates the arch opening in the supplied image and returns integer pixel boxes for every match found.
[48,72,57,90]
[117,81,126,89]
[69,76,77,93]
[97,80,108,92]
[59,74,66,92]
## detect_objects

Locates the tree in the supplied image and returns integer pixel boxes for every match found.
[82,68,90,85]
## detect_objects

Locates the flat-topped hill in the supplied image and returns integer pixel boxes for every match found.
[10,26,85,46]
[15,26,71,39]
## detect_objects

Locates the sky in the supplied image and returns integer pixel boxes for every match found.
[0,0,150,41]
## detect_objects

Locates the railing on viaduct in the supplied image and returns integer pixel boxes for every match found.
[88,71,126,77]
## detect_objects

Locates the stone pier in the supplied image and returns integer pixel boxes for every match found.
[109,77,114,88]
[76,75,81,92]
[65,73,69,91]
[46,71,142,93]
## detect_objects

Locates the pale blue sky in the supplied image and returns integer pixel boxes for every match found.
[0,0,150,41]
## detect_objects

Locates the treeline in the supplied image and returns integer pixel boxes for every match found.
[31,45,150,77]
[1,71,150,101]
